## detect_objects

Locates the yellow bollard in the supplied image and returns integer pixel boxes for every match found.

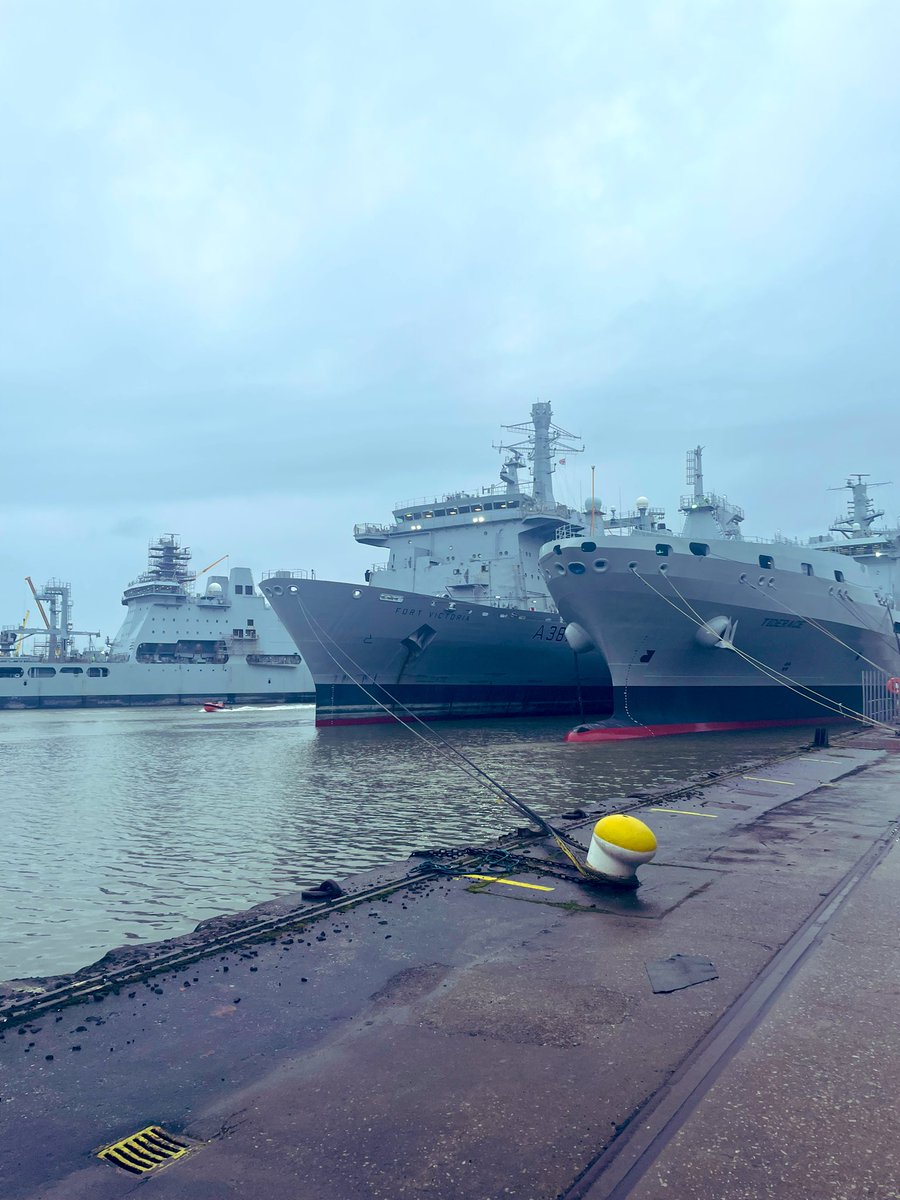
[586,814,657,884]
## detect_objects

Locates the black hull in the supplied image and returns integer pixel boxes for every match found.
[567,683,862,741]
[314,681,613,726]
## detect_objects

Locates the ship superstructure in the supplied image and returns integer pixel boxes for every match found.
[0,536,314,709]
[540,449,900,740]
[262,403,616,725]
[807,475,900,603]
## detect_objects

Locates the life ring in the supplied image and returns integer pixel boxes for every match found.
[886,677,900,695]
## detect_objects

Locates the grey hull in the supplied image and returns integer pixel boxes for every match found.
[541,537,900,738]
[260,577,612,726]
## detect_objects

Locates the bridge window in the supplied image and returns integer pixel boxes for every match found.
[801,563,814,576]
[87,667,109,677]
[0,667,23,678]
[28,666,56,678]
[759,554,774,570]
[655,543,671,556]
[834,570,845,582]
[581,541,597,553]
[60,667,83,675]
[689,542,709,557]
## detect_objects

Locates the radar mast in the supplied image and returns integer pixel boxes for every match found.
[829,475,889,536]
[496,401,582,506]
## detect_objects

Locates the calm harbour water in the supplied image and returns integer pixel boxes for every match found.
[0,704,823,980]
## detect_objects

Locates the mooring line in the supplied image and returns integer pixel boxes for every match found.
[0,738,869,1030]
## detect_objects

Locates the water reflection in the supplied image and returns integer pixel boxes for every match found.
[0,705,823,979]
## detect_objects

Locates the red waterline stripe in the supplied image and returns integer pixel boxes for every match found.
[565,715,844,742]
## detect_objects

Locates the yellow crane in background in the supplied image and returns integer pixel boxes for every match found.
[14,610,30,656]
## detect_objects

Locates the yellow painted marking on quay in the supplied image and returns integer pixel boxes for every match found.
[647,807,718,819]
[742,775,796,786]
[463,875,555,892]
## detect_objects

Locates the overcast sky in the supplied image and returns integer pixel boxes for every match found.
[2,0,899,637]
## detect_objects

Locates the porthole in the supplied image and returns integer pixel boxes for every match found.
[568,562,586,575]
[553,545,562,555]
[593,559,608,572]
[580,541,597,553]
[555,563,566,575]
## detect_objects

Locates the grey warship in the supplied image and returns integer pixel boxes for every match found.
[0,536,314,708]
[540,449,900,740]
[261,404,616,725]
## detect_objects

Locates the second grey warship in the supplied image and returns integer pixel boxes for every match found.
[261,404,616,725]
[540,450,900,740]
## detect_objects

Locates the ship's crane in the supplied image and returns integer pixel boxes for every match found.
[188,554,229,582]
[25,576,51,631]
[12,577,100,658]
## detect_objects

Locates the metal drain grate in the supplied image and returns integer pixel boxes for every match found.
[97,1125,192,1174]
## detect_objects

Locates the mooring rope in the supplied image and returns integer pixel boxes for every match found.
[290,589,592,872]
[628,567,897,735]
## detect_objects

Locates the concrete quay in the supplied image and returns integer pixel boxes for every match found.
[1,735,899,1199]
